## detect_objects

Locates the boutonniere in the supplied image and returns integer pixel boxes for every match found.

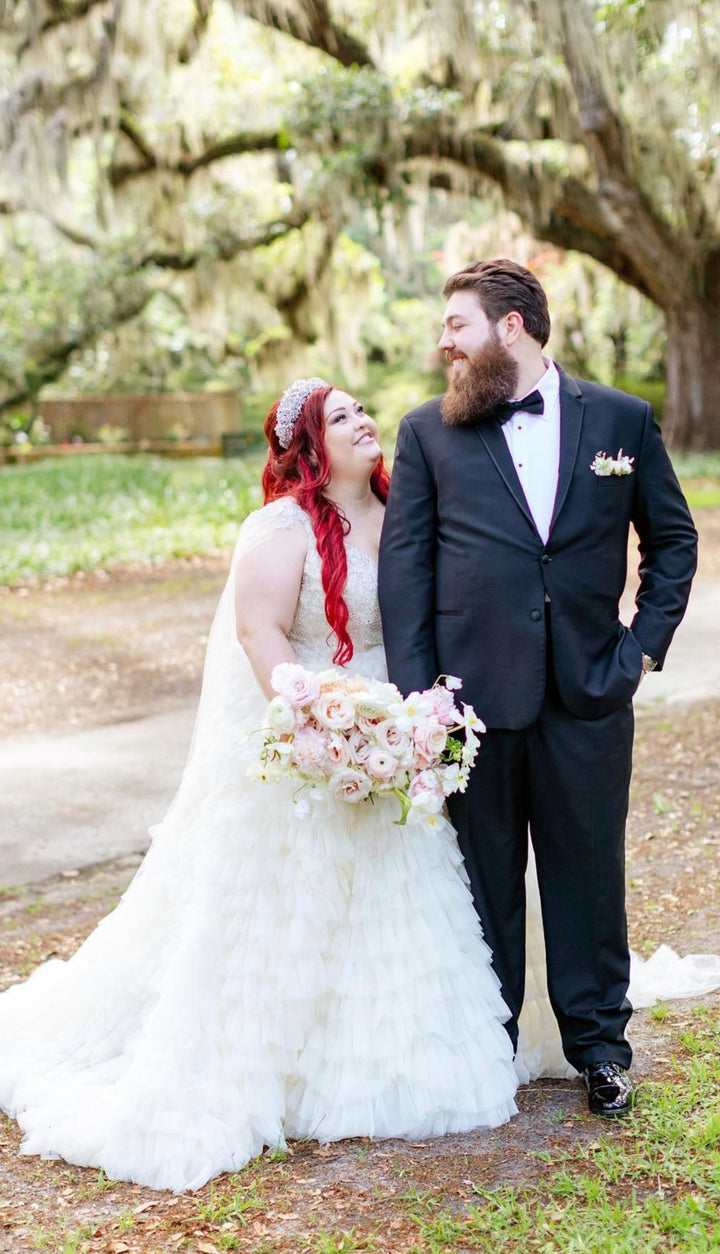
[590,449,635,477]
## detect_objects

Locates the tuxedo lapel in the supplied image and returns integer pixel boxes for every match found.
[475,422,539,536]
[550,369,585,534]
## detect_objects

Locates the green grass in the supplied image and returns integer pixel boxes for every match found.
[0,453,265,584]
[398,1007,720,1253]
[1,441,718,586]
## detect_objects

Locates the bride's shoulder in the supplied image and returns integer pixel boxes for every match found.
[235,497,313,559]
[246,496,312,532]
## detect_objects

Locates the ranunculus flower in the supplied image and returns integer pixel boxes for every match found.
[365,749,400,783]
[329,768,372,803]
[313,691,357,731]
[265,695,297,735]
[271,663,320,707]
[408,770,445,814]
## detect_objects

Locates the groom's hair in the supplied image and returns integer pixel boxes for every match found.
[443,259,551,347]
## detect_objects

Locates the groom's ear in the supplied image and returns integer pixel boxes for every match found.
[502,311,524,345]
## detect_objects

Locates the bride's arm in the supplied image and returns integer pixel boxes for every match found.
[234,525,307,700]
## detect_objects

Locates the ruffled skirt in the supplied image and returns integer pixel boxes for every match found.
[0,678,518,1192]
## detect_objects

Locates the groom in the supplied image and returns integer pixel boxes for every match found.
[378,259,697,1116]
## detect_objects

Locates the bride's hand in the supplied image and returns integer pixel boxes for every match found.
[234,524,307,700]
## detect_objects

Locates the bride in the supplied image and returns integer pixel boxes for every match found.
[0,378,716,1193]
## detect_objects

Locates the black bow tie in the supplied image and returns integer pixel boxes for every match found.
[494,390,544,424]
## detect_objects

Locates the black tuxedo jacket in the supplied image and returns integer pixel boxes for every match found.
[378,369,698,727]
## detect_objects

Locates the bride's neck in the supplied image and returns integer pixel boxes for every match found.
[325,479,375,513]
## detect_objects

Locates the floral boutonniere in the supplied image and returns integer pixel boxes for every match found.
[590,449,635,477]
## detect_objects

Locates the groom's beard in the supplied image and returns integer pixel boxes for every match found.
[440,334,520,426]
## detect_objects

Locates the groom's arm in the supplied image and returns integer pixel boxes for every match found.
[630,404,698,668]
[379,414,439,695]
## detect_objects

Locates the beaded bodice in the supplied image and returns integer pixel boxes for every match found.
[257,497,385,676]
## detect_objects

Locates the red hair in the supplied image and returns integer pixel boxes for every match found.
[262,384,390,666]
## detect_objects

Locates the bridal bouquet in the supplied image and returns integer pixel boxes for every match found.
[249,664,484,826]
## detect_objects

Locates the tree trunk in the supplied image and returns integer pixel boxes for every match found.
[663,296,720,450]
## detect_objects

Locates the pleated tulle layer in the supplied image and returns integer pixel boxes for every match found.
[0,673,518,1192]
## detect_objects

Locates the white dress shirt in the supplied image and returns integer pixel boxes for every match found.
[500,359,561,544]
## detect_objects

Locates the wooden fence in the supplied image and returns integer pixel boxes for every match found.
[38,392,241,444]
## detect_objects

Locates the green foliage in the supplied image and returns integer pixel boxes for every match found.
[0,454,264,585]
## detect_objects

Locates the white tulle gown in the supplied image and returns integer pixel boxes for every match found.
[0,498,521,1192]
[1,498,718,1191]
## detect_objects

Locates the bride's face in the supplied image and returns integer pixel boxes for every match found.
[323,389,381,480]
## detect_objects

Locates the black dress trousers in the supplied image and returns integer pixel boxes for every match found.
[447,612,634,1073]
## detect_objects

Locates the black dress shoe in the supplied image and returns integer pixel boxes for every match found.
[583,1061,635,1118]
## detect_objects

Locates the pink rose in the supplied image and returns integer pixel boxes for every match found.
[271,663,320,708]
[329,768,372,803]
[412,717,448,767]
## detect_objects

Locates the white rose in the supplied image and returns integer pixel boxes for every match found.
[329,768,372,804]
[347,730,373,764]
[373,719,413,761]
[313,691,357,731]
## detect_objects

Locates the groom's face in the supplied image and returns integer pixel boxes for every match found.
[438,290,501,377]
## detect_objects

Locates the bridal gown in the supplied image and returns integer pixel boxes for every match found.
[0,498,520,1192]
[1,497,718,1192]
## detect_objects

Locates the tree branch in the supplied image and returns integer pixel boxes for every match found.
[2,0,122,140]
[178,0,213,64]
[555,0,689,301]
[16,0,111,57]
[402,119,691,308]
[135,208,310,270]
[109,124,283,187]
[0,282,154,416]
[236,0,374,67]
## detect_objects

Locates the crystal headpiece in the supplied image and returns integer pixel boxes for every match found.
[274,377,328,449]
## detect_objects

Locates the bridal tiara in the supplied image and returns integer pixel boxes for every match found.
[275,377,329,449]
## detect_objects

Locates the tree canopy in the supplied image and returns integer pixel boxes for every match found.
[1,0,719,445]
